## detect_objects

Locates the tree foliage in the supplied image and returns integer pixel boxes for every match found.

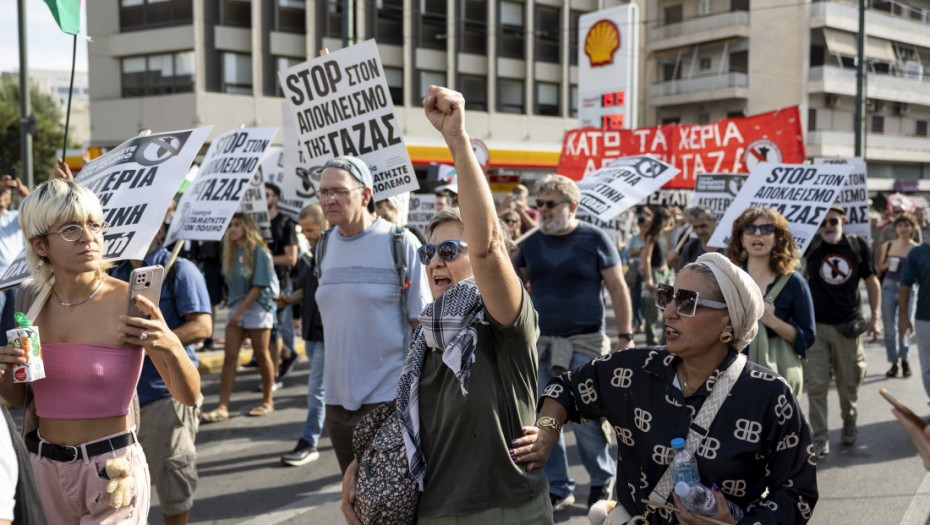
[0,73,66,186]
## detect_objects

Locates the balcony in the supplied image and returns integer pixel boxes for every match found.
[808,130,930,162]
[809,65,930,105]
[650,72,748,106]
[811,0,930,49]
[649,11,750,52]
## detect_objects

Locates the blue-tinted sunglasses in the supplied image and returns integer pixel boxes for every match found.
[418,240,468,265]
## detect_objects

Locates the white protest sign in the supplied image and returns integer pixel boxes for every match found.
[407,194,436,232]
[813,157,870,241]
[280,101,316,216]
[694,173,749,221]
[575,155,681,222]
[643,188,693,208]
[78,126,212,261]
[279,39,418,201]
[166,127,279,245]
[707,162,855,253]
[0,252,30,291]
[237,162,272,241]
[576,212,622,244]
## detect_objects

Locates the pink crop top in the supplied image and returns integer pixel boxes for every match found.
[30,342,144,419]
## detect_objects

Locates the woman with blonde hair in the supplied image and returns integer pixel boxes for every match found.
[724,207,815,395]
[202,212,279,421]
[0,179,200,523]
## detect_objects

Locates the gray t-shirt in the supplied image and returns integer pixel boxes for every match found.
[416,288,547,518]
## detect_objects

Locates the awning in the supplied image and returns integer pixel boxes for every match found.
[866,37,896,62]
[823,28,858,57]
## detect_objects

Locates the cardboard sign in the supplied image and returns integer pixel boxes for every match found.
[694,173,750,221]
[813,157,870,240]
[558,106,805,189]
[575,155,680,222]
[0,252,30,292]
[237,164,272,241]
[281,101,317,213]
[707,162,855,253]
[407,194,436,233]
[78,126,212,261]
[279,40,418,201]
[166,127,279,244]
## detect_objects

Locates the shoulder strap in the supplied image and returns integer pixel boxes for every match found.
[765,275,790,304]
[313,227,335,280]
[391,225,410,348]
[845,234,863,265]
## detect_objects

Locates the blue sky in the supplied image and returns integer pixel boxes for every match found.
[0,1,89,73]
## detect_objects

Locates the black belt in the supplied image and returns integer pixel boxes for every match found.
[25,430,136,463]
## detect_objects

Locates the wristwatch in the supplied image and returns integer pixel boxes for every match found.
[536,416,563,433]
[618,332,635,341]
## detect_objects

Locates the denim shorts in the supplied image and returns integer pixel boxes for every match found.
[230,300,274,330]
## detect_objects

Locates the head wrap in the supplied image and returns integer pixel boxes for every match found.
[323,156,373,190]
[693,252,764,351]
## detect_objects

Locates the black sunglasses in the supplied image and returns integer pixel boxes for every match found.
[743,224,776,236]
[418,240,468,265]
[820,217,841,228]
[655,283,728,317]
[536,199,570,210]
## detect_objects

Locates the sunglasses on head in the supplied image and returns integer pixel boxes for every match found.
[417,240,468,265]
[743,223,775,236]
[655,283,728,317]
[820,217,841,228]
[536,199,569,210]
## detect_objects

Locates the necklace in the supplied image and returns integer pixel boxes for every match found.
[53,277,104,307]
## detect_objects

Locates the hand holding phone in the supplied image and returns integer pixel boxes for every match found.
[880,388,926,429]
[126,265,165,319]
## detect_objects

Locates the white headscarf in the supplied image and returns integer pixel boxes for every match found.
[693,252,764,350]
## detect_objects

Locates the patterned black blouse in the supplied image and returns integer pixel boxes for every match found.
[542,347,818,524]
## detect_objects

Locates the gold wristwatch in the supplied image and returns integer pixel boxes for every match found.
[536,416,563,433]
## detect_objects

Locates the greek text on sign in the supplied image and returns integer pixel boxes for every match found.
[575,155,680,222]
[279,40,418,201]
[707,163,855,253]
[813,157,870,241]
[694,173,749,221]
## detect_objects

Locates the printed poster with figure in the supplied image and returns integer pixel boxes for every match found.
[278,39,418,201]
[693,173,749,221]
[813,157,870,241]
[575,155,680,222]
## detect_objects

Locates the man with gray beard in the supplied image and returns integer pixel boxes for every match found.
[515,174,633,513]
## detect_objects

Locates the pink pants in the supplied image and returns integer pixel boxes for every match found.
[30,430,151,524]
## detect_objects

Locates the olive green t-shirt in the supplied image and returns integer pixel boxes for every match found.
[416,288,547,518]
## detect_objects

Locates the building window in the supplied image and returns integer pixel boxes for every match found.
[871,114,884,133]
[698,0,713,15]
[274,56,303,96]
[420,0,446,49]
[535,82,559,116]
[460,75,487,111]
[499,2,525,59]
[917,120,928,137]
[121,51,195,97]
[664,4,683,24]
[697,113,710,125]
[418,70,446,100]
[320,0,342,39]
[726,110,744,118]
[699,57,711,70]
[384,66,404,106]
[375,0,403,45]
[222,52,253,94]
[276,0,305,33]
[808,108,817,131]
[662,63,682,81]
[498,78,524,114]
[221,0,251,27]
[460,0,486,54]
[570,84,578,117]
[569,10,582,66]
[662,117,680,124]
[119,0,192,31]
[535,6,560,63]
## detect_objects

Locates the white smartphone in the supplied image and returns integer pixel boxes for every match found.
[126,265,164,319]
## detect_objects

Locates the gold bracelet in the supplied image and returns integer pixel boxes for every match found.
[536,416,563,433]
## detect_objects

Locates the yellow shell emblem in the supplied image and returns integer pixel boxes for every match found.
[585,20,620,67]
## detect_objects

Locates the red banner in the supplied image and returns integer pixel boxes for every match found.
[558,106,806,189]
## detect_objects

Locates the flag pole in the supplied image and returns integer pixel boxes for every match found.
[62,32,77,161]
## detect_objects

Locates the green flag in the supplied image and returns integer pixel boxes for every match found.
[43,0,81,35]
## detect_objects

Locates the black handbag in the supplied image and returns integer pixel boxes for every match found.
[836,314,869,338]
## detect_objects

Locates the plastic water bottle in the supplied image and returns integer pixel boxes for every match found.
[669,438,700,485]
[674,481,746,521]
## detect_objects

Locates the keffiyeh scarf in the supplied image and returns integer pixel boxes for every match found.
[395,277,486,490]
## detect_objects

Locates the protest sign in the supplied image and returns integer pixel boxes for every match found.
[279,40,418,201]
[166,127,279,245]
[237,163,272,241]
[693,173,749,221]
[0,253,30,292]
[707,162,855,253]
[281,101,316,215]
[558,106,805,188]
[643,188,693,208]
[575,155,680,222]
[576,212,622,244]
[407,194,436,232]
[813,157,870,240]
[77,126,212,261]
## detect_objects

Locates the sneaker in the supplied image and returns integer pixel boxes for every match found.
[812,440,830,458]
[281,439,320,466]
[841,423,858,445]
[253,379,283,393]
[550,493,575,512]
[278,351,299,379]
[886,362,899,378]
[587,483,613,509]
[903,359,912,377]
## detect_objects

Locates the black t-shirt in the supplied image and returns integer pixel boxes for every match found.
[295,255,323,342]
[806,234,876,325]
[268,212,298,288]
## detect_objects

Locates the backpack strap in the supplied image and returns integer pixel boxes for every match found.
[313,227,335,280]
[391,225,411,348]
[765,275,790,304]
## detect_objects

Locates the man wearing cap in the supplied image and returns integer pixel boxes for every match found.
[314,155,431,473]
[804,205,881,458]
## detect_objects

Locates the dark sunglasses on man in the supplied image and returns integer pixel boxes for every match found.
[820,217,841,228]
[654,283,727,317]
[536,199,569,210]
[417,240,468,265]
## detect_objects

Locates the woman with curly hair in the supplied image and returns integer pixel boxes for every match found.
[203,212,279,421]
[725,207,815,396]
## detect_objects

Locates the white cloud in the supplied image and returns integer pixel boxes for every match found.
[0,2,89,73]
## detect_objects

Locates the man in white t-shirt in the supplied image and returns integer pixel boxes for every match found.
[314,156,431,473]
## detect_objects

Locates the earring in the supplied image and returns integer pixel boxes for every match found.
[740,249,747,259]
[35,258,45,270]
[720,331,734,344]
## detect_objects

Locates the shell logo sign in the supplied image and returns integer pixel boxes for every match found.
[585,20,620,66]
